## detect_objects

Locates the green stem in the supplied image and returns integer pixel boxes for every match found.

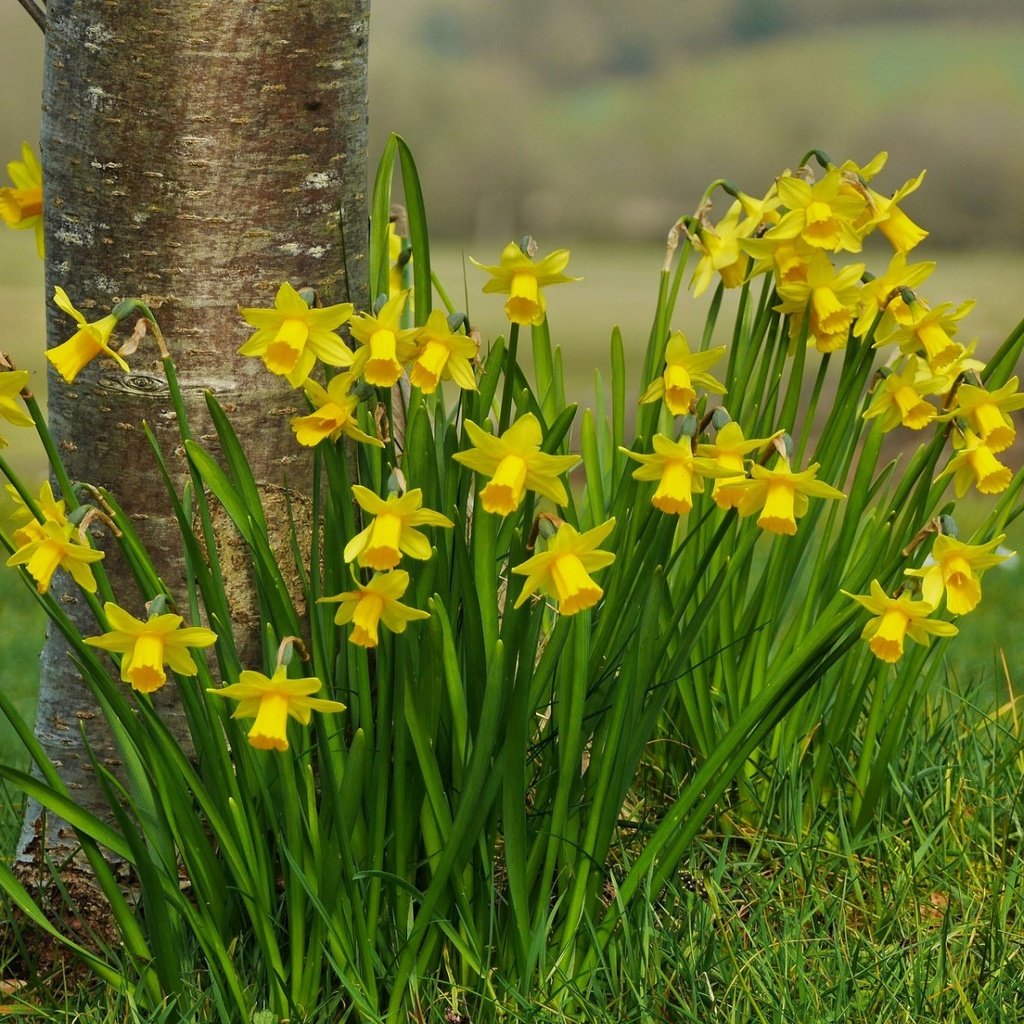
[498,323,520,432]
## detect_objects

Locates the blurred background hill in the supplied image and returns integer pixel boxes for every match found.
[3,1,1023,245]
[368,0,1024,244]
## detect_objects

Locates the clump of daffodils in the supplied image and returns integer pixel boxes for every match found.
[7,144,1021,762]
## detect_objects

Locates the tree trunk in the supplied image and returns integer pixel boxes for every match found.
[20,0,368,861]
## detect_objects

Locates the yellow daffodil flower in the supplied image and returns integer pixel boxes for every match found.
[878,299,973,372]
[348,291,421,388]
[0,142,44,258]
[47,287,130,384]
[622,434,730,515]
[741,235,814,287]
[6,480,67,547]
[512,518,616,616]
[924,343,986,398]
[344,485,453,571]
[638,332,727,416]
[85,601,218,693]
[6,519,105,594]
[290,372,384,448]
[690,200,757,297]
[766,167,867,253]
[387,222,408,299]
[409,308,478,394]
[854,252,935,338]
[238,282,355,387]
[319,569,430,648]
[774,251,865,353]
[844,580,957,663]
[733,457,845,536]
[862,357,942,432]
[471,241,580,326]
[694,422,785,509]
[852,169,929,253]
[937,429,1012,497]
[452,412,580,516]
[0,369,32,446]
[904,533,1009,616]
[208,665,345,752]
[735,185,782,229]
[953,377,1024,453]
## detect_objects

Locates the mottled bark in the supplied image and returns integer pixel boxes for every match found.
[20,0,368,859]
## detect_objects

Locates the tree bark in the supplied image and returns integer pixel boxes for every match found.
[20,0,368,860]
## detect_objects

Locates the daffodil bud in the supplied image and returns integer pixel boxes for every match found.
[111,299,138,322]
[536,515,560,541]
[938,514,958,538]
[679,414,698,438]
[711,406,732,430]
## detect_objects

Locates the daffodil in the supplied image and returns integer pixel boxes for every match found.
[387,222,408,298]
[85,601,217,693]
[343,485,453,571]
[319,569,430,648]
[471,241,580,326]
[348,291,421,388]
[622,434,730,515]
[208,665,345,752]
[904,534,1009,616]
[0,369,32,446]
[512,518,616,616]
[408,308,478,394]
[6,519,105,594]
[879,299,973,372]
[844,580,957,663]
[238,282,355,387]
[775,251,864,353]
[853,169,929,253]
[953,377,1024,453]
[47,287,130,384]
[689,200,757,297]
[937,429,1012,497]
[290,372,384,448]
[924,343,986,398]
[6,480,67,547]
[765,167,867,252]
[638,332,727,416]
[452,412,580,516]
[862,357,942,432]
[741,235,814,286]
[0,142,44,258]
[733,457,846,535]
[694,422,784,509]
[854,252,935,337]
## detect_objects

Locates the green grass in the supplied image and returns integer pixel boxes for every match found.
[0,557,44,854]
[3,679,1022,1023]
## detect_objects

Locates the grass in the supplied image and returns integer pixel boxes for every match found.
[3,678,1022,1022]
[0,556,44,778]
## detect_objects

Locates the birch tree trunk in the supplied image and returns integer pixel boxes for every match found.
[20,0,368,862]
